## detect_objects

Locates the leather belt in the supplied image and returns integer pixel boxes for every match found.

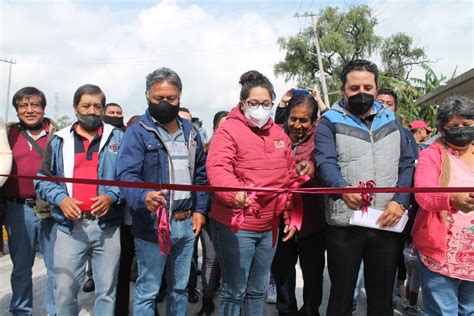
[80,212,96,220]
[170,210,192,221]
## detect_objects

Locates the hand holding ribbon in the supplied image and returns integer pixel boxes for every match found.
[230,190,258,234]
[359,180,376,216]
[273,174,311,247]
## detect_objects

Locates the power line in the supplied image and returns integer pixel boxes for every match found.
[1,58,16,121]
[6,38,280,67]
[294,12,330,107]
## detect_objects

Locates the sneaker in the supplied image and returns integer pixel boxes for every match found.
[402,300,423,316]
[266,282,277,304]
[395,299,423,316]
[82,278,95,293]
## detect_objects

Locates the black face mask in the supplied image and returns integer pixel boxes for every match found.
[20,121,43,131]
[148,101,180,124]
[103,115,125,129]
[442,126,474,148]
[346,93,375,116]
[76,113,103,132]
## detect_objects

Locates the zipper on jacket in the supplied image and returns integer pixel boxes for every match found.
[368,109,386,185]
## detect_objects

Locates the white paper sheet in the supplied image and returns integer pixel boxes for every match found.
[349,207,408,233]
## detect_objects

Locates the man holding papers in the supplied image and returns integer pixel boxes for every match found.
[315,59,416,316]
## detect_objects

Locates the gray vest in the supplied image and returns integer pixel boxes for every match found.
[324,103,401,226]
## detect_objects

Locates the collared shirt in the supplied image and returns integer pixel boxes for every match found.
[71,124,102,212]
[153,118,192,212]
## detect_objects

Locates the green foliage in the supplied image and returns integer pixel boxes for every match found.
[275,5,446,127]
[379,62,447,127]
[381,33,427,79]
[275,5,381,89]
[55,114,72,129]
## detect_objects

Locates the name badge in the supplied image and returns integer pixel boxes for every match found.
[274,139,285,149]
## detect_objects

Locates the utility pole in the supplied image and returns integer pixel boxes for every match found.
[1,58,16,121]
[294,12,330,107]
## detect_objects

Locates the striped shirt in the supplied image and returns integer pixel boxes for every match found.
[154,119,192,212]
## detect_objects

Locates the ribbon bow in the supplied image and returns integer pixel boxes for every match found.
[272,174,311,247]
[359,180,376,216]
[156,205,171,255]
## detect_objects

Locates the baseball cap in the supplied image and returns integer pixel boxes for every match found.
[409,120,432,133]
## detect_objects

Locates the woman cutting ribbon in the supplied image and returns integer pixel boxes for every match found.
[206,70,300,316]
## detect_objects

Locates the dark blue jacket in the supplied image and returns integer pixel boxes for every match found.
[117,110,208,242]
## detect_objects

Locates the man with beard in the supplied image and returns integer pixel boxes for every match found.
[1,87,57,315]
[117,67,207,316]
[315,60,416,316]
[35,84,124,315]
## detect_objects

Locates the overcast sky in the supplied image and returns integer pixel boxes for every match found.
[1,0,472,131]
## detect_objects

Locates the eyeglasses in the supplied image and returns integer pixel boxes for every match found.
[244,99,274,110]
[17,103,42,113]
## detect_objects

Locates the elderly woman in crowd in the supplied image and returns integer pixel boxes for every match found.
[206,70,298,316]
[412,95,474,316]
[271,90,327,315]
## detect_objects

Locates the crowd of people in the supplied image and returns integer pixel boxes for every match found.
[0,59,472,316]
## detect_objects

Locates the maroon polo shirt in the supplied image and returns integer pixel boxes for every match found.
[72,124,102,212]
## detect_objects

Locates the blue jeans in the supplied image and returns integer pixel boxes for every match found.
[4,200,57,316]
[418,256,474,316]
[211,220,276,316]
[54,220,120,316]
[133,216,195,316]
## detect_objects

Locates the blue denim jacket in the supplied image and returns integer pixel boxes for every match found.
[117,110,208,242]
[34,123,124,234]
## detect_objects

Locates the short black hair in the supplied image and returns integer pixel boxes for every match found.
[286,93,319,122]
[12,87,47,110]
[179,107,191,114]
[213,110,229,131]
[436,95,474,130]
[104,102,122,112]
[376,87,398,106]
[239,70,276,101]
[73,84,106,108]
[340,59,379,87]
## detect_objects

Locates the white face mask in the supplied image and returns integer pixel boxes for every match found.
[244,106,273,128]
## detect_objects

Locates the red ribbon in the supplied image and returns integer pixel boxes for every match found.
[230,191,259,233]
[272,175,310,247]
[156,205,170,255]
[7,174,473,194]
[229,175,309,247]
[359,180,376,216]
